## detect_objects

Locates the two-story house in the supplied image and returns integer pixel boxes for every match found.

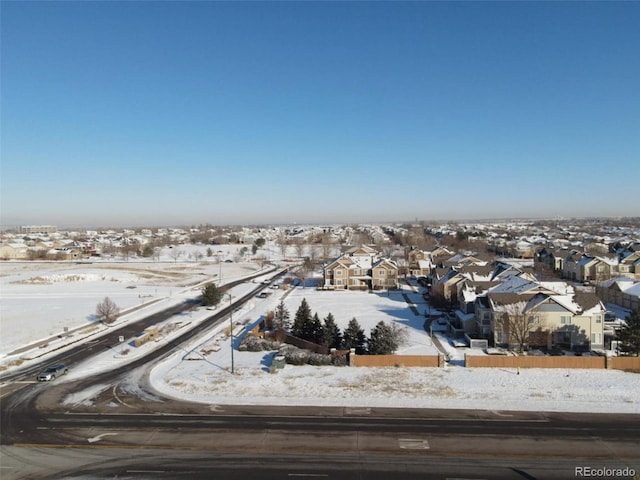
[562,251,613,283]
[484,280,605,351]
[407,249,433,277]
[323,245,398,290]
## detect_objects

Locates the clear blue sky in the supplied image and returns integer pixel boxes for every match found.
[2,1,639,228]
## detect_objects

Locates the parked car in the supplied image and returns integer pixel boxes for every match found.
[37,363,68,381]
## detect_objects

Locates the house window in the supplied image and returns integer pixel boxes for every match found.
[591,333,602,345]
[379,270,385,276]
[336,270,342,276]
[353,269,360,276]
[560,316,571,325]
[595,315,601,323]
[532,316,539,324]
[336,279,342,286]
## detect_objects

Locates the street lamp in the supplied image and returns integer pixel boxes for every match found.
[225,292,234,374]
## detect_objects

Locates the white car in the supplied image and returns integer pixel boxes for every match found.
[37,363,68,381]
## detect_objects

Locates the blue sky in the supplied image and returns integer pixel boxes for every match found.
[1,1,639,228]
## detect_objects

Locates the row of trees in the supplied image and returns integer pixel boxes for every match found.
[272,298,407,355]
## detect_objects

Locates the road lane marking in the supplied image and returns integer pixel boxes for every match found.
[344,407,371,415]
[87,432,119,443]
[399,438,430,450]
[288,475,328,478]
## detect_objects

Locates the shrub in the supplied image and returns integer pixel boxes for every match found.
[308,352,332,366]
[238,335,281,352]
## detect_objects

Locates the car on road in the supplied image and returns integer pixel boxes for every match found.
[37,363,68,381]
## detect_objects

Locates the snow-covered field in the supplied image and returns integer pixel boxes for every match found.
[0,245,259,356]
[2,251,640,414]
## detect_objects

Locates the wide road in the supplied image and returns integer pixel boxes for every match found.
[2,391,639,480]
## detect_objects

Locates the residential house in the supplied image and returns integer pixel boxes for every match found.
[323,245,398,290]
[617,250,640,279]
[484,279,605,351]
[0,243,29,260]
[371,259,399,290]
[562,251,612,283]
[443,253,487,268]
[407,249,433,276]
[509,240,536,258]
[430,267,465,304]
[535,247,567,272]
[596,277,640,312]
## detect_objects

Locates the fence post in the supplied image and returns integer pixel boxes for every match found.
[349,348,356,367]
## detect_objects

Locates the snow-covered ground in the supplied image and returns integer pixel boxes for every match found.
[2,253,639,414]
[0,244,264,356]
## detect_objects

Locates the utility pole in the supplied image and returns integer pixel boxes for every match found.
[226,293,234,374]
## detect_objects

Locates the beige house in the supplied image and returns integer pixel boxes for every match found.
[323,245,398,290]
[0,243,29,260]
[486,284,605,351]
[372,259,399,290]
[562,251,613,283]
[617,251,640,279]
[407,249,432,276]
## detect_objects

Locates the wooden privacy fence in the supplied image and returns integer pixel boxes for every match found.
[465,354,605,369]
[351,354,444,367]
[608,356,640,372]
[466,354,640,370]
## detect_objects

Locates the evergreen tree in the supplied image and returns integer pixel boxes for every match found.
[201,283,223,307]
[618,308,640,356]
[273,300,291,331]
[322,313,342,348]
[292,298,313,338]
[304,313,324,344]
[368,321,398,355]
[343,317,367,353]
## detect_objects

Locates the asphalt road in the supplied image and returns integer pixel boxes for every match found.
[2,446,638,480]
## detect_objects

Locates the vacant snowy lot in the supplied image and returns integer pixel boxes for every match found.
[0,245,259,356]
[280,286,439,355]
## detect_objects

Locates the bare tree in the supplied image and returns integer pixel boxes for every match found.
[96,297,120,324]
[120,243,137,262]
[294,239,306,259]
[321,233,334,261]
[255,254,269,270]
[307,245,320,267]
[493,302,547,353]
[276,232,288,258]
[168,248,183,263]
